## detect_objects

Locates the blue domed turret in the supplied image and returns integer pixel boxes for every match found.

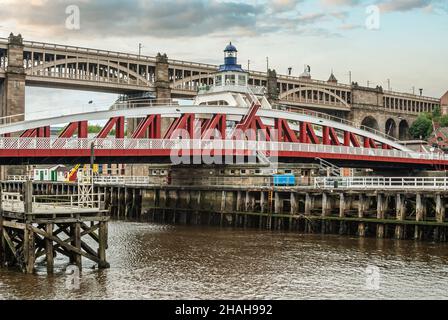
[219,42,244,72]
[225,42,237,53]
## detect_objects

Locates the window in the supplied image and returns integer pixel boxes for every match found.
[238,75,246,86]
[225,74,236,85]
[285,170,292,174]
[241,169,247,175]
[215,75,222,86]
[219,170,225,175]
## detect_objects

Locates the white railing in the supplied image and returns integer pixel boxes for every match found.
[6,175,33,181]
[315,177,448,190]
[277,105,401,143]
[0,114,25,125]
[94,176,152,185]
[0,138,446,162]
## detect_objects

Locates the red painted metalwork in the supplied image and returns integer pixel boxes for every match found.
[21,126,50,138]
[97,117,125,139]
[132,115,161,139]
[322,126,341,146]
[164,114,196,139]
[274,118,298,143]
[59,121,88,138]
[233,103,270,140]
[300,122,320,144]
[363,137,378,149]
[344,132,361,148]
[201,114,227,139]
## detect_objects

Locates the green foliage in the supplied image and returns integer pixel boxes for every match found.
[409,115,433,140]
[440,115,448,127]
[88,125,102,134]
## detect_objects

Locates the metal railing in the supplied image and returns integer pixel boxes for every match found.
[94,176,152,185]
[6,175,33,181]
[315,177,448,190]
[0,138,445,161]
[277,105,401,143]
[0,138,445,167]
[0,114,25,125]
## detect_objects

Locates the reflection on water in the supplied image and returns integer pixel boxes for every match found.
[1,221,448,300]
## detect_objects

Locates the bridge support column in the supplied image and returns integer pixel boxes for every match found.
[2,34,25,121]
[0,34,26,180]
[266,69,279,103]
[155,53,172,135]
[304,193,313,233]
[435,194,445,241]
[358,194,367,237]
[395,194,406,240]
[376,194,387,238]
[339,193,347,235]
[415,194,425,240]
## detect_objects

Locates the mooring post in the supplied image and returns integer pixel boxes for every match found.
[415,193,424,240]
[395,194,406,240]
[23,224,35,274]
[98,221,110,269]
[376,193,385,238]
[436,194,445,223]
[339,193,346,235]
[70,222,82,271]
[358,194,366,237]
[45,223,54,274]
[220,191,226,227]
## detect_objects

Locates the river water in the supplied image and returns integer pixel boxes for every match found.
[1,221,448,300]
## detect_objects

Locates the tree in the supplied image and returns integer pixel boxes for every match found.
[409,115,433,140]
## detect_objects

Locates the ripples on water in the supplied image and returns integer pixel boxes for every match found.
[1,221,448,300]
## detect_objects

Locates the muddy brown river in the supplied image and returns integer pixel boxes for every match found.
[1,221,448,299]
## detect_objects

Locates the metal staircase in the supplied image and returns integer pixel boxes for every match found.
[316,158,341,177]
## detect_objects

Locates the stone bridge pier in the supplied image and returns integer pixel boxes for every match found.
[350,85,417,140]
[1,33,25,123]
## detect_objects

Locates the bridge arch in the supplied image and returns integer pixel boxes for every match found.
[385,118,397,138]
[361,116,380,131]
[399,119,410,140]
[279,86,350,108]
[28,58,154,87]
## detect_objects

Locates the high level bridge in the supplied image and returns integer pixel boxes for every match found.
[1,33,446,139]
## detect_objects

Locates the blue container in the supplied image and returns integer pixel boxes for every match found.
[273,174,296,186]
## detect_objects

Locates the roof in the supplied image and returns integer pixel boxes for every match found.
[328,72,338,83]
[218,64,245,72]
[224,42,237,52]
[33,164,67,171]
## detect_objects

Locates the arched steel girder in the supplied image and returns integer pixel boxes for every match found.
[279,86,350,109]
[28,58,154,87]
[0,105,411,152]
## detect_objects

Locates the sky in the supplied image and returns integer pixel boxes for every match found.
[0,0,447,119]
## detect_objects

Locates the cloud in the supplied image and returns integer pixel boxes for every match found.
[320,0,362,6]
[0,0,264,38]
[377,0,433,13]
[269,0,303,12]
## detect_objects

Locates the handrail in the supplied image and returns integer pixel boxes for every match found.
[315,176,448,190]
[0,138,445,162]
[278,104,401,143]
